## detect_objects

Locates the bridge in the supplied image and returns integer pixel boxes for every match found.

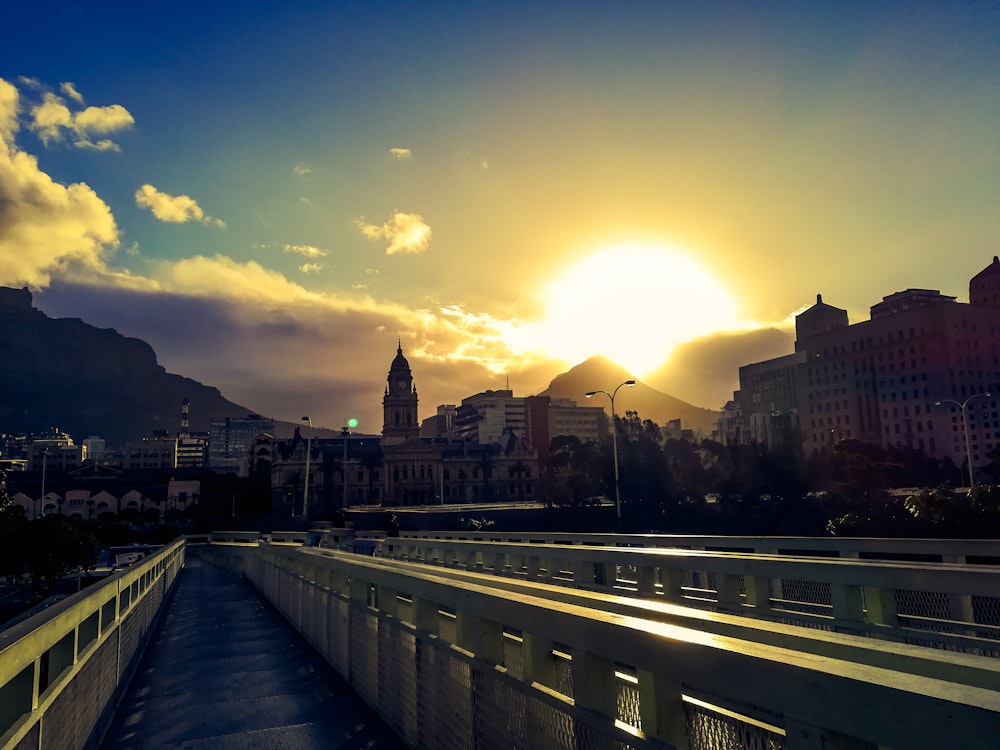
[1,532,999,749]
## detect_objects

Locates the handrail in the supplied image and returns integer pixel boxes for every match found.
[0,540,185,749]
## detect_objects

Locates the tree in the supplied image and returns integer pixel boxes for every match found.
[15,515,100,603]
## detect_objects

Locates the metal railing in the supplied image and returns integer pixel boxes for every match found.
[0,540,184,749]
[382,536,1000,656]
[212,543,1000,750]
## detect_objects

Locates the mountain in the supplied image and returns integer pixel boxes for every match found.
[538,356,721,436]
[0,286,257,445]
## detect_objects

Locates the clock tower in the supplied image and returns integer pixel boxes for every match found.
[382,342,420,446]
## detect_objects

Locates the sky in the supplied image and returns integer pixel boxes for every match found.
[1,1,998,433]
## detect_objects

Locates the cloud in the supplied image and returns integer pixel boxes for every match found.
[0,79,18,142]
[299,263,323,274]
[292,164,312,176]
[357,210,432,255]
[283,243,327,258]
[0,77,121,288]
[135,184,226,227]
[60,82,84,105]
[27,88,134,150]
[389,147,412,159]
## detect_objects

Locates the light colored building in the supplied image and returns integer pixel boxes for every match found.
[454,390,526,445]
[123,436,178,470]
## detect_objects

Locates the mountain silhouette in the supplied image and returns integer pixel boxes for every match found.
[538,355,721,435]
[0,286,257,445]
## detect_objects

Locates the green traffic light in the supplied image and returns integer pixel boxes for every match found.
[347,418,359,428]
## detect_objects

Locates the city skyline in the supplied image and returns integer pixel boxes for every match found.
[1,2,997,431]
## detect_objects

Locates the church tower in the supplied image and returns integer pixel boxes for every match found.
[382,343,420,446]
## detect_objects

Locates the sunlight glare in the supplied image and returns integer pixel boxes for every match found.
[538,245,740,375]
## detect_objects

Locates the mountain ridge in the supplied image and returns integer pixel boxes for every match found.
[538,355,720,435]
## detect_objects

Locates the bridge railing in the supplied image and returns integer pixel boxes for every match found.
[0,540,184,750]
[397,530,1000,563]
[383,537,1000,656]
[220,543,1000,750]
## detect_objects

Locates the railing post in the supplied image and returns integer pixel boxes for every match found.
[522,632,556,689]
[637,564,658,596]
[637,669,689,750]
[715,573,744,608]
[570,650,616,719]
[862,586,898,627]
[830,584,866,624]
[742,575,773,612]
[413,597,440,636]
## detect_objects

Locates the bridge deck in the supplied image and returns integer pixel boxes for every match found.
[102,548,405,750]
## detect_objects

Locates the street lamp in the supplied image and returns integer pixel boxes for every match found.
[935,392,992,487]
[40,447,48,519]
[301,417,312,519]
[342,418,358,508]
[585,380,636,521]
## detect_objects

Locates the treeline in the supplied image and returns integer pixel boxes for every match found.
[542,410,1000,538]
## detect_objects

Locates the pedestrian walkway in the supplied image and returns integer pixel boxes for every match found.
[103,548,406,749]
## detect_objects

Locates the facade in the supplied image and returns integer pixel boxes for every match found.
[453,390,526,445]
[123,436,178,470]
[726,258,1000,476]
[208,414,275,474]
[524,396,606,464]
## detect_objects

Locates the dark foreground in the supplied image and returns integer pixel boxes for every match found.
[103,548,406,749]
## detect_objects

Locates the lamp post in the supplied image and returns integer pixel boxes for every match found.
[40,447,48,519]
[342,418,358,508]
[936,392,992,487]
[585,380,636,521]
[301,416,312,519]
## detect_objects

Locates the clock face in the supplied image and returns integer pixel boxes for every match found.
[396,380,408,393]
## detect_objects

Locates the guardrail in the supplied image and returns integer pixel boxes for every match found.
[384,537,1000,656]
[0,540,184,749]
[397,531,1000,563]
[209,543,1000,750]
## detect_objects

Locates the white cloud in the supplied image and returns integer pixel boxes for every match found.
[389,147,412,159]
[27,88,134,150]
[135,184,226,227]
[292,164,312,176]
[299,263,323,274]
[357,210,432,255]
[283,243,327,258]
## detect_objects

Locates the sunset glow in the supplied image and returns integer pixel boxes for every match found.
[539,247,740,376]
[1,3,997,429]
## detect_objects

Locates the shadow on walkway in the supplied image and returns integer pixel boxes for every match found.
[103,549,406,749]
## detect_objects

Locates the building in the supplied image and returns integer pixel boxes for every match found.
[208,415,275,474]
[726,258,1000,476]
[524,395,606,465]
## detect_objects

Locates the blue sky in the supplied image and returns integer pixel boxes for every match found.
[1,1,998,432]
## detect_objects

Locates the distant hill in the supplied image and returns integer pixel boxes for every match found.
[0,286,258,445]
[538,356,721,436]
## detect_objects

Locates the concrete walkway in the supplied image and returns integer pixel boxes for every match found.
[102,550,406,749]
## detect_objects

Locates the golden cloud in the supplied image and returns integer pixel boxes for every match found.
[60,82,85,104]
[357,210,432,255]
[283,243,327,258]
[299,263,324,274]
[389,147,412,159]
[28,88,134,150]
[0,78,120,288]
[135,184,226,227]
[292,164,312,176]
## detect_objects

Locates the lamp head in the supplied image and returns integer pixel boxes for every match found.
[625,380,636,386]
[585,391,596,398]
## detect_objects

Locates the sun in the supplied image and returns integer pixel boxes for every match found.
[537,245,740,376]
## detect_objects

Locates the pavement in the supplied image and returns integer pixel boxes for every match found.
[102,548,407,749]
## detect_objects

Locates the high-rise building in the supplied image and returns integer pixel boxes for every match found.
[725,258,1000,476]
[209,415,275,473]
